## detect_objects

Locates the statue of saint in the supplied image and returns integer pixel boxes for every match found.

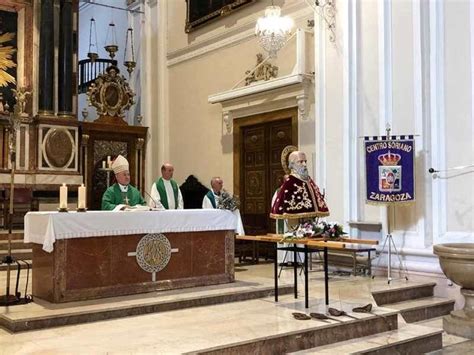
[270,148,329,220]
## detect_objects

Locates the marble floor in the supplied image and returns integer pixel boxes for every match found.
[0,263,470,354]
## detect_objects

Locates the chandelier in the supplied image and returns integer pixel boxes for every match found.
[255,4,293,58]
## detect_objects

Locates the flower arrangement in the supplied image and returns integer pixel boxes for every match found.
[281,220,346,242]
[217,191,240,211]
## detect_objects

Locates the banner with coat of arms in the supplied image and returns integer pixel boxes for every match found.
[364,135,415,205]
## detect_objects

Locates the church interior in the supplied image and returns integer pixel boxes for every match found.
[0,0,473,353]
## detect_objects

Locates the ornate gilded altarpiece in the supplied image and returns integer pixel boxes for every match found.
[82,65,146,210]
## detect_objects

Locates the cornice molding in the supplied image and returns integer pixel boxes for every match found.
[167,3,313,67]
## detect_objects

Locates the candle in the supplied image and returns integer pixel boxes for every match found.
[107,156,112,168]
[59,183,68,209]
[102,161,106,169]
[78,184,86,209]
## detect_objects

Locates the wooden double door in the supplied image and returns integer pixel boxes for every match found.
[235,109,297,236]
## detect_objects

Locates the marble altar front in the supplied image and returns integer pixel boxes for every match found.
[25,210,236,302]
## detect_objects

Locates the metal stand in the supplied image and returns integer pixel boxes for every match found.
[0,106,32,306]
[278,249,304,277]
[372,205,409,284]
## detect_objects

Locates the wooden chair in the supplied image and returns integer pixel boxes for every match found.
[2,188,36,229]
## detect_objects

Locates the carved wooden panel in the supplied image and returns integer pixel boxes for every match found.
[240,118,293,235]
[91,140,128,210]
[80,121,147,211]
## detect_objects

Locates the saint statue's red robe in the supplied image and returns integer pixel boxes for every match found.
[270,174,329,219]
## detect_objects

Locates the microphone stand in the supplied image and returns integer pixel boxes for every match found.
[143,190,160,209]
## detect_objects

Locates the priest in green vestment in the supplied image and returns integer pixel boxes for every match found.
[149,163,184,210]
[202,176,223,209]
[101,155,146,211]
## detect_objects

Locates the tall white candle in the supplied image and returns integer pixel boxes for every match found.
[78,184,86,209]
[107,156,112,168]
[102,161,106,169]
[59,183,68,209]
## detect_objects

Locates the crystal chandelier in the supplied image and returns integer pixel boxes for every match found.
[255,4,293,58]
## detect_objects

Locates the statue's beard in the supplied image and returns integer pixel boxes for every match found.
[295,166,309,180]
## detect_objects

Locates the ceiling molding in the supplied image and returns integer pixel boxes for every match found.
[167,3,313,67]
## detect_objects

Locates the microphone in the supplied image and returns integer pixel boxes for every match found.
[429,164,474,174]
[143,190,161,209]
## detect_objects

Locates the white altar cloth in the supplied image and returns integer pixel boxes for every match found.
[25,209,238,253]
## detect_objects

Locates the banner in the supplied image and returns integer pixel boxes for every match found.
[364,135,415,205]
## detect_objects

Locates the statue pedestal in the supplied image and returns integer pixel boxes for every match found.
[443,288,474,339]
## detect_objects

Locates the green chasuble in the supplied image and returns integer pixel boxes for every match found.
[102,183,146,210]
[155,178,179,209]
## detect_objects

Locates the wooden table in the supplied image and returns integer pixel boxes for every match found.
[236,235,378,308]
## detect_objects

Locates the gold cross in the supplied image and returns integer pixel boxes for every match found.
[121,192,130,205]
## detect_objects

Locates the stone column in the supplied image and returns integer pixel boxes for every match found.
[58,0,73,116]
[38,0,55,115]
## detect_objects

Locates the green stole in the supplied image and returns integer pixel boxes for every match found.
[156,177,179,209]
[206,190,217,208]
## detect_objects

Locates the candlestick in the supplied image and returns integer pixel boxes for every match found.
[78,184,86,210]
[59,183,68,211]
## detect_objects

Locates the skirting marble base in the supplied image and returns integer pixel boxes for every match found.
[443,310,474,340]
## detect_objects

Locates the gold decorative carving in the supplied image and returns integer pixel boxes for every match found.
[43,128,75,168]
[280,145,298,175]
[245,53,278,86]
[87,65,135,123]
[81,134,90,146]
[136,138,144,151]
[11,87,31,118]
[246,171,264,197]
[93,140,127,165]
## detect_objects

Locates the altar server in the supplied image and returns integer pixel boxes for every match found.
[149,163,184,210]
[101,155,146,211]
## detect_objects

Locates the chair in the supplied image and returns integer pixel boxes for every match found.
[2,188,36,229]
[180,175,209,209]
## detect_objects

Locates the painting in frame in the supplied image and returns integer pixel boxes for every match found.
[0,9,18,113]
[185,0,256,33]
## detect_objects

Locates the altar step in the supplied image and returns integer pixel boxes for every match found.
[0,240,33,250]
[0,259,32,271]
[0,248,32,261]
[289,324,443,354]
[0,232,33,270]
[372,282,455,323]
[0,232,25,240]
[372,282,437,305]
[0,281,295,332]
[190,309,400,354]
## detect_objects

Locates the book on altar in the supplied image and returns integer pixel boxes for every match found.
[123,205,151,212]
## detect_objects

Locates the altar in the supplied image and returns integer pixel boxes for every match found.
[24,210,236,303]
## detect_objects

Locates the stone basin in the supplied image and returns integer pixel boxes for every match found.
[433,243,474,339]
[433,243,474,289]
